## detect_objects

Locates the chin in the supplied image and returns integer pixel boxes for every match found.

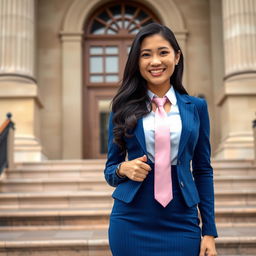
[147,79,169,87]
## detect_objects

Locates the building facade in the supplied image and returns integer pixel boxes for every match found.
[0,0,256,161]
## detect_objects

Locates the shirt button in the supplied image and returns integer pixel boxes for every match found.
[180,181,184,187]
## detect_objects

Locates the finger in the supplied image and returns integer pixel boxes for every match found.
[130,170,147,181]
[137,169,150,177]
[131,173,146,182]
[139,162,152,171]
[137,154,147,162]
[199,246,206,256]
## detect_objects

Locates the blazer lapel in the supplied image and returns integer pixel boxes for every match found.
[175,90,194,160]
[134,118,148,155]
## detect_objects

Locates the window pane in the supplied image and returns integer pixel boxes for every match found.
[100,112,109,154]
[117,20,122,28]
[131,28,139,34]
[106,46,118,54]
[90,75,103,83]
[99,100,111,112]
[90,57,103,73]
[91,20,105,34]
[99,100,111,154]
[106,75,119,82]
[137,10,148,21]
[98,11,110,22]
[90,47,103,54]
[124,20,130,29]
[106,56,118,73]
[109,5,121,18]
[106,28,116,34]
[125,5,136,18]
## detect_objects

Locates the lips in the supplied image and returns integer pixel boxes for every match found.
[149,68,166,76]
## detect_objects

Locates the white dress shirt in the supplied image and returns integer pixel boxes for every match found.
[142,86,182,165]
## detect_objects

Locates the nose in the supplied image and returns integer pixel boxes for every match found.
[150,56,161,66]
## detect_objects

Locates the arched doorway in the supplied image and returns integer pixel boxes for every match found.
[83,1,161,159]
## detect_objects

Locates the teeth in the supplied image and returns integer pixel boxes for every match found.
[150,69,164,74]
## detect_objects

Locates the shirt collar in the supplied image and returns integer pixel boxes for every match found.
[147,86,177,106]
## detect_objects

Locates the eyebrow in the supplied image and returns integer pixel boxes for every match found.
[140,46,170,53]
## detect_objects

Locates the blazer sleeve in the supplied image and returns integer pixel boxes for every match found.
[104,112,128,187]
[192,99,218,238]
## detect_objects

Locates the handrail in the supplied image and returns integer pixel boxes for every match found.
[0,113,15,176]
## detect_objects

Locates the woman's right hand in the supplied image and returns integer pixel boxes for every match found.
[118,155,152,182]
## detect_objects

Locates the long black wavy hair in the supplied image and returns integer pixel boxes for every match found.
[111,23,188,154]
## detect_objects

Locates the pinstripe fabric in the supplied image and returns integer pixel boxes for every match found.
[109,165,201,255]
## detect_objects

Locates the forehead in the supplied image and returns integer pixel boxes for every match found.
[140,34,172,50]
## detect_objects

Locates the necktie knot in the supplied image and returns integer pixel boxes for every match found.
[153,96,167,108]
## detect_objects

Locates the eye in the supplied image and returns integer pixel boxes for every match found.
[160,51,169,55]
[141,53,150,57]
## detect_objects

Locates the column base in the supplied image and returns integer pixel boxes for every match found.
[14,136,48,162]
[214,132,254,160]
[0,77,46,162]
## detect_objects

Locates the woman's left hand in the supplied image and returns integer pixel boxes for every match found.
[199,235,217,256]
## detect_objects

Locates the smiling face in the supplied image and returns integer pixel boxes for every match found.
[139,33,180,96]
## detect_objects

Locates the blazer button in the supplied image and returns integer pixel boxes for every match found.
[177,160,181,165]
[180,181,184,188]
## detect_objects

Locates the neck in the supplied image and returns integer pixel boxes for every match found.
[147,84,171,98]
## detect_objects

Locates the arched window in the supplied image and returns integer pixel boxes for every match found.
[89,3,158,35]
[83,2,160,158]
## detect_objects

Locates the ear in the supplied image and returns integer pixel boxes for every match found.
[175,50,181,65]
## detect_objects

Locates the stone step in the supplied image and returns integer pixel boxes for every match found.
[0,227,255,256]
[0,222,255,231]
[214,176,256,189]
[0,208,111,227]
[0,228,111,256]
[215,206,256,223]
[0,178,112,192]
[2,177,256,192]
[0,191,114,209]
[0,224,109,231]
[0,189,255,209]
[216,226,256,255]
[213,166,256,176]
[8,165,256,180]
[15,158,254,167]
[215,189,256,206]
[6,169,104,179]
[14,160,106,171]
[0,206,255,227]
[211,159,256,168]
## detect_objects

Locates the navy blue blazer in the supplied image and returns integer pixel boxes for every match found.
[104,89,218,238]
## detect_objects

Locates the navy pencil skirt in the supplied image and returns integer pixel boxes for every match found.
[108,164,201,256]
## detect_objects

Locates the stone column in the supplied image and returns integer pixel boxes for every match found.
[215,0,256,159]
[60,32,83,159]
[0,0,46,162]
[0,0,35,78]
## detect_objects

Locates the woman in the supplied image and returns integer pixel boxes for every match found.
[104,23,218,256]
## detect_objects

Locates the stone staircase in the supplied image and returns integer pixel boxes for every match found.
[0,159,256,255]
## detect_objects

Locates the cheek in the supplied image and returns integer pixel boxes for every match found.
[166,61,176,74]
[139,61,147,77]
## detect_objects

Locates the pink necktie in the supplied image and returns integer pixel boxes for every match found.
[153,96,173,207]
